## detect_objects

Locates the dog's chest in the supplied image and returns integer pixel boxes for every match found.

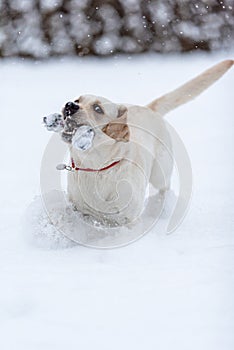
[67,168,122,209]
[67,162,147,222]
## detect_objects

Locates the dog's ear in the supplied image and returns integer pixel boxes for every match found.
[102,106,130,142]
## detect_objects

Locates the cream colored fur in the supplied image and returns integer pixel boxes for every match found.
[65,60,233,226]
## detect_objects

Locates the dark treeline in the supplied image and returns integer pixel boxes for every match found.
[0,0,233,58]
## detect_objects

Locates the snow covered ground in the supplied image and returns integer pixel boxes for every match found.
[0,53,233,349]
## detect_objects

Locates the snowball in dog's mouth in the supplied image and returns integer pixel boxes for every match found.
[43,112,94,150]
[72,125,95,151]
[43,113,64,132]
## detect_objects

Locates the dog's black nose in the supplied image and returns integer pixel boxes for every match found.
[64,102,79,116]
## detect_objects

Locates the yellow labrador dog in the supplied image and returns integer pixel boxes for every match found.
[44,60,233,226]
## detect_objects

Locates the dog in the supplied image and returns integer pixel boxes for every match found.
[43,60,233,227]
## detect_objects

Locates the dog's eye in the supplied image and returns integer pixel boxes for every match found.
[74,99,79,103]
[93,104,104,114]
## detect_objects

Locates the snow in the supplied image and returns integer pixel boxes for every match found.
[72,125,94,151]
[0,53,234,349]
[43,113,64,132]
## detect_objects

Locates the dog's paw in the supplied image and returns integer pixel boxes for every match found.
[72,125,95,151]
[43,113,64,132]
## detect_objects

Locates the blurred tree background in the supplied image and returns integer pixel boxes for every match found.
[0,0,233,59]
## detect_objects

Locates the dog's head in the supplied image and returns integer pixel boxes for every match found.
[61,95,130,145]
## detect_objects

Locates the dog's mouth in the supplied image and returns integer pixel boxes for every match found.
[62,116,95,151]
[61,116,80,143]
[43,109,95,150]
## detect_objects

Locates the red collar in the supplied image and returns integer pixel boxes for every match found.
[70,158,121,172]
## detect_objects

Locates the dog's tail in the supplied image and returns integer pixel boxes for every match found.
[147,60,233,117]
